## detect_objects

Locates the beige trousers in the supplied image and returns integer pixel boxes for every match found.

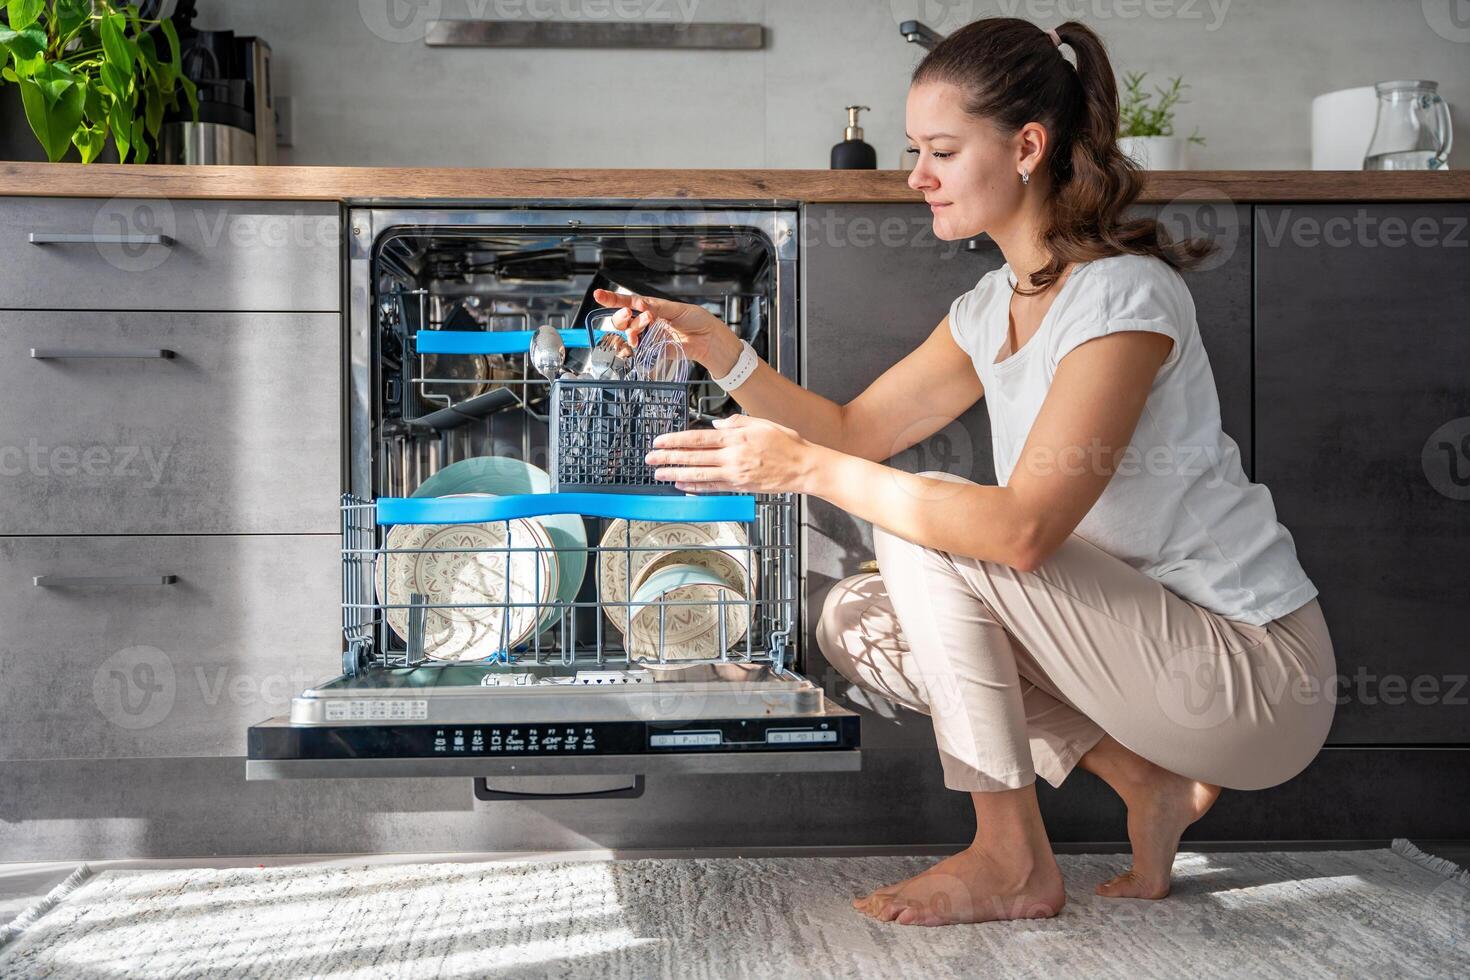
[816,525,1337,794]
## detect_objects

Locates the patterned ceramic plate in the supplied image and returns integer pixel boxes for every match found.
[412,457,588,634]
[413,518,555,661]
[597,519,749,637]
[625,563,751,661]
[376,507,557,661]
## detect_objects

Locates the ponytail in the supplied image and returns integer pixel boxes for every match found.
[913,18,1216,295]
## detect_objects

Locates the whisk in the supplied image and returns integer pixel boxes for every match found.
[630,318,690,384]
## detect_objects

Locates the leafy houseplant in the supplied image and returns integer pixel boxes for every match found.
[1117,71,1204,170]
[0,0,198,163]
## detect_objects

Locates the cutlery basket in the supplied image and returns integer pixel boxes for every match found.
[550,378,692,494]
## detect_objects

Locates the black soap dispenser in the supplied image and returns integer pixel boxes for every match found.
[831,105,877,170]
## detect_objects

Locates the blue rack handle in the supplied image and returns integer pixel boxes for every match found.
[377,493,757,526]
[416,328,623,356]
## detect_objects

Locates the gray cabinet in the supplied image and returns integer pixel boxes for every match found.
[1255,203,1470,744]
[0,311,341,535]
[799,203,1001,627]
[0,198,340,312]
[1136,202,1254,473]
[0,534,341,760]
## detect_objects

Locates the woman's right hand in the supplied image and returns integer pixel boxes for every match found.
[591,288,741,375]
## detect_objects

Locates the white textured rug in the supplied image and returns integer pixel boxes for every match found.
[1,841,1465,979]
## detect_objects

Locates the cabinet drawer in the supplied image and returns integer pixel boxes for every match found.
[0,534,342,760]
[0,311,340,535]
[0,197,339,312]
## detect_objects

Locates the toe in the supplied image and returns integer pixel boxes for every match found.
[1096,869,1169,900]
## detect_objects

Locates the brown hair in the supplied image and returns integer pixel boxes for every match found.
[912,18,1216,295]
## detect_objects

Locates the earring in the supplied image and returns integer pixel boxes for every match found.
[1020,169,1031,185]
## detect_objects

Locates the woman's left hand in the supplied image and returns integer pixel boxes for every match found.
[645,415,820,494]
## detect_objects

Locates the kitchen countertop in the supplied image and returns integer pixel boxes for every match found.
[2,163,1469,203]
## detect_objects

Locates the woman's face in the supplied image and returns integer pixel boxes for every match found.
[905,81,1023,242]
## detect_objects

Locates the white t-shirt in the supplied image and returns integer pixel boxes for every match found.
[947,253,1317,626]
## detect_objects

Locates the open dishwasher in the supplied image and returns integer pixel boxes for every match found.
[246,206,860,789]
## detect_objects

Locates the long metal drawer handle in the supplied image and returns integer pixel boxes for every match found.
[33,575,179,588]
[28,231,175,247]
[30,348,176,360]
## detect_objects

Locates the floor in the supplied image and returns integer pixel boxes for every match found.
[5,840,1467,926]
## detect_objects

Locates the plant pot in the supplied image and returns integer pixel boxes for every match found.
[1118,135,1188,170]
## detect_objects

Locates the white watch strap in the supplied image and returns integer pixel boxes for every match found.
[711,339,759,391]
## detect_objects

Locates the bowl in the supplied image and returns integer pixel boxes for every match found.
[625,562,751,661]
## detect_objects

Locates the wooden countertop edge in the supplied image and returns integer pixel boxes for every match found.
[1,163,1468,202]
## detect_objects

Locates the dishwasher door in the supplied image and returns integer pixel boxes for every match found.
[246,661,859,780]
[245,204,859,781]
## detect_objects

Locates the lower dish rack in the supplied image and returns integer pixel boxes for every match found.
[341,490,797,673]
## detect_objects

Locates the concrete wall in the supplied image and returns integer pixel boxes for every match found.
[169,0,1467,171]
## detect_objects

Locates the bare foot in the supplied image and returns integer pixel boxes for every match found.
[852,846,1066,926]
[1096,761,1221,899]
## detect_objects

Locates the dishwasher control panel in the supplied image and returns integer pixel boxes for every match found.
[249,716,860,760]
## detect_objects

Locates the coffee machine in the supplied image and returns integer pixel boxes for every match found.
[157,0,276,165]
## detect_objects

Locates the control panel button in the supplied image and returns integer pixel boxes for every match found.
[650,731,723,748]
[766,729,838,745]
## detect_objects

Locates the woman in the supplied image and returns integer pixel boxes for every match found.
[596,17,1335,927]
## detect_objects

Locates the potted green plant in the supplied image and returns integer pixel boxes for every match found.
[1117,71,1205,170]
[0,0,197,163]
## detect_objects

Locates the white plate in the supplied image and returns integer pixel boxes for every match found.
[597,519,749,637]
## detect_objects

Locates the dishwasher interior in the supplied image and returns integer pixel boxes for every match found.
[247,206,860,783]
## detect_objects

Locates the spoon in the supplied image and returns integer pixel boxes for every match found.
[530,325,566,381]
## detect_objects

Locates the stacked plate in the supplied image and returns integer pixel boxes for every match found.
[598,519,756,660]
[376,458,588,662]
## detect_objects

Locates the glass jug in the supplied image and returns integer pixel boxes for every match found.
[1364,80,1453,170]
